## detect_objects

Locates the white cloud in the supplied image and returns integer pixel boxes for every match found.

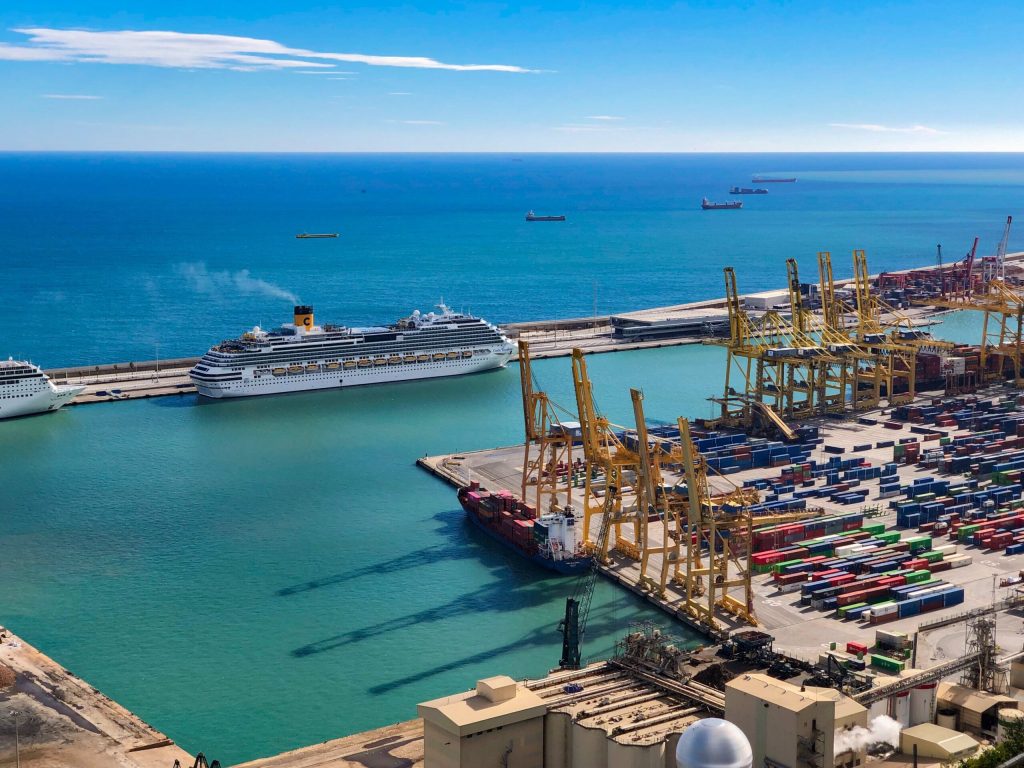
[554,123,621,133]
[585,115,622,121]
[828,122,944,135]
[42,93,102,99]
[388,91,412,96]
[294,69,356,75]
[0,28,533,73]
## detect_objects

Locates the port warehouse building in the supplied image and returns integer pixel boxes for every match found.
[418,666,879,768]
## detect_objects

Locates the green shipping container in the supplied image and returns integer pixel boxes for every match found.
[870,654,906,673]
[877,532,901,544]
[859,523,886,536]
[906,570,932,584]
[837,602,867,618]
[922,550,944,563]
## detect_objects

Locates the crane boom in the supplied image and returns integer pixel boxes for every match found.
[997,215,1013,282]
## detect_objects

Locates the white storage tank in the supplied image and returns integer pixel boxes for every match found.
[893,691,911,727]
[909,683,937,726]
[997,708,1024,743]
[675,718,753,768]
[936,708,958,730]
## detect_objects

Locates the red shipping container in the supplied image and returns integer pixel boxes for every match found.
[847,641,869,655]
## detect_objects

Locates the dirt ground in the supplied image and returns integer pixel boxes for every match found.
[0,627,192,768]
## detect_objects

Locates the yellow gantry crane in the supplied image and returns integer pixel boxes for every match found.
[518,339,575,514]
[570,348,642,561]
[925,278,1024,386]
[676,416,759,628]
[713,266,836,434]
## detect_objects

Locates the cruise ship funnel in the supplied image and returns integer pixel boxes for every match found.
[294,305,314,332]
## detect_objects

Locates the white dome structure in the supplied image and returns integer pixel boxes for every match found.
[675,718,753,768]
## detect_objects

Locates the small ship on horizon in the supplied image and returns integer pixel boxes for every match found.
[702,198,743,210]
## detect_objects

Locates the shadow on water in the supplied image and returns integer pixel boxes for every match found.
[276,507,546,601]
[290,573,568,658]
[275,542,470,596]
[365,599,631,696]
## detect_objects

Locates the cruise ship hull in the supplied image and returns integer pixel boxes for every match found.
[0,384,83,420]
[193,349,511,399]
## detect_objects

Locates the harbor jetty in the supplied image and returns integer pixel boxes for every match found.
[45,249,1012,408]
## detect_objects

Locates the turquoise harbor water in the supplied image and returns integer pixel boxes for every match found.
[0,153,1016,763]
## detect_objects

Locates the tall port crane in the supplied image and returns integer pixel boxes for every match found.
[518,339,574,514]
[570,348,642,560]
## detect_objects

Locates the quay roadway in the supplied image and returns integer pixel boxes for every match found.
[420,385,1024,660]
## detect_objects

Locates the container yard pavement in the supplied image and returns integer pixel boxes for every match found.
[419,384,1024,660]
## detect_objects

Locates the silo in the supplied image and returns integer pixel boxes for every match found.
[675,718,753,768]
[936,708,958,730]
[997,708,1024,743]
[893,691,911,727]
[909,683,937,726]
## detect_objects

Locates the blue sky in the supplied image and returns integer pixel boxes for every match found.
[1,1,1022,151]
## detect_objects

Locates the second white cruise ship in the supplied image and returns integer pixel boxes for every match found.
[0,359,84,420]
[189,304,515,399]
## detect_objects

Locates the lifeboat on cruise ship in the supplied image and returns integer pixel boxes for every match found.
[288,365,303,374]
[432,353,446,361]
[326,362,341,370]
[272,368,286,376]
[305,364,319,372]
[403,355,417,363]
[446,352,459,360]
[461,351,473,358]
[373,358,387,366]
[358,359,371,368]
[388,356,402,365]
[417,354,430,362]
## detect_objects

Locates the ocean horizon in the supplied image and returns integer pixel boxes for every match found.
[2,151,1021,367]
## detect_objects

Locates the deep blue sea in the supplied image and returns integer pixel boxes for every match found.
[1,152,1022,366]
[0,153,1019,763]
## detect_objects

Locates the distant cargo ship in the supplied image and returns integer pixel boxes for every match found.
[296,233,339,239]
[702,198,742,210]
[457,482,590,574]
[730,187,769,195]
[752,177,797,183]
[0,359,83,420]
[526,210,566,222]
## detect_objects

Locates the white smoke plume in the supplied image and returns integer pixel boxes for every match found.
[834,715,902,753]
[174,262,299,304]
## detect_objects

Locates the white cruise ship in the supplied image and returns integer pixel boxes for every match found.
[0,359,84,420]
[190,304,515,399]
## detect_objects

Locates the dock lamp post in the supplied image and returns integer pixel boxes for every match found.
[8,710,19,768]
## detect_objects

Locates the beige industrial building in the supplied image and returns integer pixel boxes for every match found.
[935,682,1020,735]
[899,723,979,761]
[417,676,546,768]
[725,674,868,768]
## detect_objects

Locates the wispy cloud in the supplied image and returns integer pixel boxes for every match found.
[553,122,624,133]
[828,122,944,135]
[0,28,533,73]
[388,91,412,96]
[42,93,102,99]
[294,69,356,75]
[585,115,622,121]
